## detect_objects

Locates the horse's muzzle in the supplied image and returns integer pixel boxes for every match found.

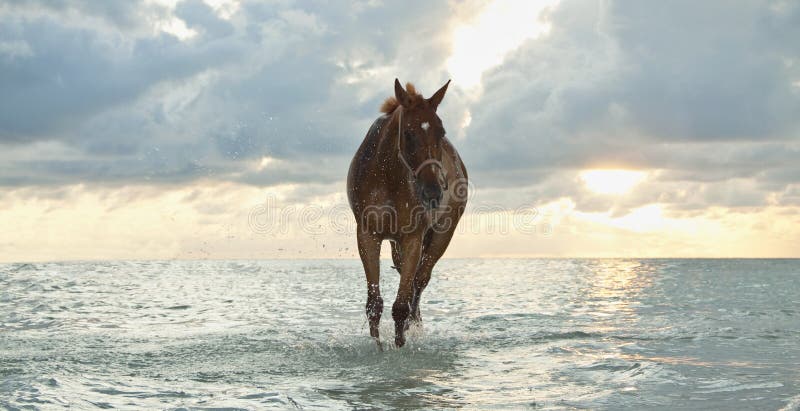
[421,183,443,210]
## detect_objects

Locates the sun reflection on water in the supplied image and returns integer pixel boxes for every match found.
[580,260,657,334]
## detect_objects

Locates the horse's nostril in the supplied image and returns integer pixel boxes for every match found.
[422,187,432,197]
[421,184,443,209]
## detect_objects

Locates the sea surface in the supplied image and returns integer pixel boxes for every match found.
[1,259,799,410]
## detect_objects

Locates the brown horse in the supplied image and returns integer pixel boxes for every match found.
[347,79,468,348]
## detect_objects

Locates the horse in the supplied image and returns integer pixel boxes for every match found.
[347,79,468,348]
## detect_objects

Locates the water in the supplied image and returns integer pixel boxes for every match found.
[1,259,799,410]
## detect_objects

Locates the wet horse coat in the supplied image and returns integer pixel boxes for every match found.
[347,79,468,348]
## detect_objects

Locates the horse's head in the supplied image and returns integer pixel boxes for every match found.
[392,79,451,210]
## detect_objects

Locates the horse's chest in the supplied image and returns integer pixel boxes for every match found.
[367,187,390,204]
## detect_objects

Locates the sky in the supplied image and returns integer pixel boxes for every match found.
[1,0,800,262]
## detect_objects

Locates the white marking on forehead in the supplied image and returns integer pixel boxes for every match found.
[421,122,430,131]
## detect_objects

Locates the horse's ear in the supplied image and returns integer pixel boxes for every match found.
[428,79,451,111]
[394,78,412,107]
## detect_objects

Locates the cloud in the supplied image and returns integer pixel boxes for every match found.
[175,0,234,38]
[459,0,800,212]
[0,11,240,141]
[0,0,461,191]
[0,0,799,221]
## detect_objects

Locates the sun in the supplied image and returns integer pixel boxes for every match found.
[580,169,647,195]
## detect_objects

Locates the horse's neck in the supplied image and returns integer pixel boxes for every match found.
[377,109,402,163]
[372,110,410,190]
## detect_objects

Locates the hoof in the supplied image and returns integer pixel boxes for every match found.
[395,322,406,347]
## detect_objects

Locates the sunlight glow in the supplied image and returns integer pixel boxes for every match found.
[204,0,240,19]
[447,0,561,89]
[257,156,276,170]
[592,204,665,232]
[155,16,197,40]
[580,169,647,195]
[146,0,239,40]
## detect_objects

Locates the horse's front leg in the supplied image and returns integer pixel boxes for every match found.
[357,230,383,349]
[392,236,422,347]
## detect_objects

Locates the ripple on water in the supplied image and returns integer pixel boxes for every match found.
[0,259,799,409]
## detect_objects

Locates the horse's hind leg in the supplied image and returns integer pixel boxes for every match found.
[390,240,402,274]
[409,229,455,324]
[357,230,383,348]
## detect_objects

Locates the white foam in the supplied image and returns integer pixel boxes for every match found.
[779,394,800,411]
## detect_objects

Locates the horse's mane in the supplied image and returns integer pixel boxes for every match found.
[380,82,423,113]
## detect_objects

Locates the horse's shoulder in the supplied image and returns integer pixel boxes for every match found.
[369,114,391,136]
[442,136,468,181]
[364,115,391,145]
[357,115,391,160]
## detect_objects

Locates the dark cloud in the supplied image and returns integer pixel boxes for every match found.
[0,0,159,30]
[610,1,800,141]
[0,0,454,189]
[0,14,241,141]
